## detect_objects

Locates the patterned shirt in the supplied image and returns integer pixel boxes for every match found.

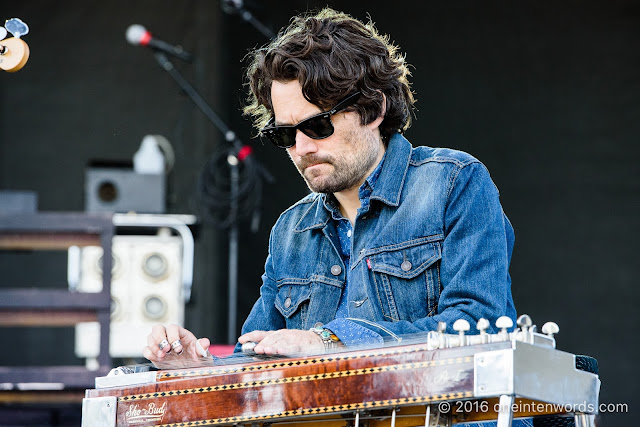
[321,153,386,344]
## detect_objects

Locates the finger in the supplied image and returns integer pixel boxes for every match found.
[165,324,183,355]
[238,330,272,344]
[177,328,204,359]
[253,332,281,354]
[197,337,211,354]
[260,337,297,355]
[161,326,201,359]
[142,345,161,363]
[143,345,168,368]
[177,325,200,345]
[254,329,299,354]
[195,338,211,357]
[257,330,323,356]
[148,325,170,358]
[143,342,168,362]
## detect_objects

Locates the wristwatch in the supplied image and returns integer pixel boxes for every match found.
[310,326,341,352]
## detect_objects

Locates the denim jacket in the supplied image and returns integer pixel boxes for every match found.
[238,133,516,349]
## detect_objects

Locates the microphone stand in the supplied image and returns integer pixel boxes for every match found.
[221,1,276,39]
[152,51,272,344]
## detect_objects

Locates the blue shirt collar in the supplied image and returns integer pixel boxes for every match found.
[294,133,412,232]
[322,150,386,220]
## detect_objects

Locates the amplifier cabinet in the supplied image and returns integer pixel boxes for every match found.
[74,234,184,359]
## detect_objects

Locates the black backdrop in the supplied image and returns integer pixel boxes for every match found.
[1,0,638,424]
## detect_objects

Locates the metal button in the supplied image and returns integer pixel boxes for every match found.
[331,265,342,275]
[401,260,412,271]
[284,297,292,308]
[314,322,323,328]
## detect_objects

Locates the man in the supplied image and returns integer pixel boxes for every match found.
[144,8,516,364]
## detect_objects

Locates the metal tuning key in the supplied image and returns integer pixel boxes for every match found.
[495,316,513,341]
[476,318,490,343]
[453,319,470,347]
[516,314,534,343]
[517,314,532,332]
[541,322,559,339]
[437,321,448,347]
[426,314,557,350]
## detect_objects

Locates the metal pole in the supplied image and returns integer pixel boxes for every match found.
[496,395,514,427]
[227,160,239,343]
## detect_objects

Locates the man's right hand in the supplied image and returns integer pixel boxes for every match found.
[143,324,211,367]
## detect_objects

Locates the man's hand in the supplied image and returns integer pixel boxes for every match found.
[238,329,323,356]
[143,324,211,367]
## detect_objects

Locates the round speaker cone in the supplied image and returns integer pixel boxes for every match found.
[144,296,166,320]
[98,181,118,203]
[143,253,168,279]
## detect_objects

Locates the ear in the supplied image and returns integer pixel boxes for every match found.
[367,92,386,130]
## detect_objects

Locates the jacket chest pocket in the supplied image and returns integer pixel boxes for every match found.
[368,240,442,322]
[275,283,312,330]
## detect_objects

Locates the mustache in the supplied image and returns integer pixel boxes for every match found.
[298,154,333,170]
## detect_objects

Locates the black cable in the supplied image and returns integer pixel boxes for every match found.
[197,147,272,230]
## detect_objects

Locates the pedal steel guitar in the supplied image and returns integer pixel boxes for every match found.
[81,315,600,426]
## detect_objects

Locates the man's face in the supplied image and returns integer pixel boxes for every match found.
[270,80,385,194]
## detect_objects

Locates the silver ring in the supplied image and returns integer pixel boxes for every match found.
[158,339,169,350]
[171,339,182,350]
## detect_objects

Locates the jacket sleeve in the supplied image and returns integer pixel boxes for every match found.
[233,240,286,353]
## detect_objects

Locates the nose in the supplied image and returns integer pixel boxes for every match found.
[292,130,318,157]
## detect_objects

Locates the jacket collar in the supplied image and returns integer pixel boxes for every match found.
[293,133,412,232]
[369,133,411,207]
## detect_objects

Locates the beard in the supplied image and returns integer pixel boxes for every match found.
[293,127,382,194]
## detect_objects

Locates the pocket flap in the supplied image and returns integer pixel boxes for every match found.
[275,284,312,318]
[369,241,442,279]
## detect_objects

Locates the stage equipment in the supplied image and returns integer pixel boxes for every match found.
[126,24,193,62]
[72,214,195,361]
[85,166,165,214]
[86,135,172,214]
[82,315,600,426]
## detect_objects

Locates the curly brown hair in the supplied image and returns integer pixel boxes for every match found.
[243,8,416,143]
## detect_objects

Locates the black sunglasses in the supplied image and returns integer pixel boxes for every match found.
[261,91,361,149]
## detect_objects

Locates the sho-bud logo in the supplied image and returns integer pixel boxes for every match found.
[125,402,167,424]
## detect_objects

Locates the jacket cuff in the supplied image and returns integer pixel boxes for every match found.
[323,318,384,347]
